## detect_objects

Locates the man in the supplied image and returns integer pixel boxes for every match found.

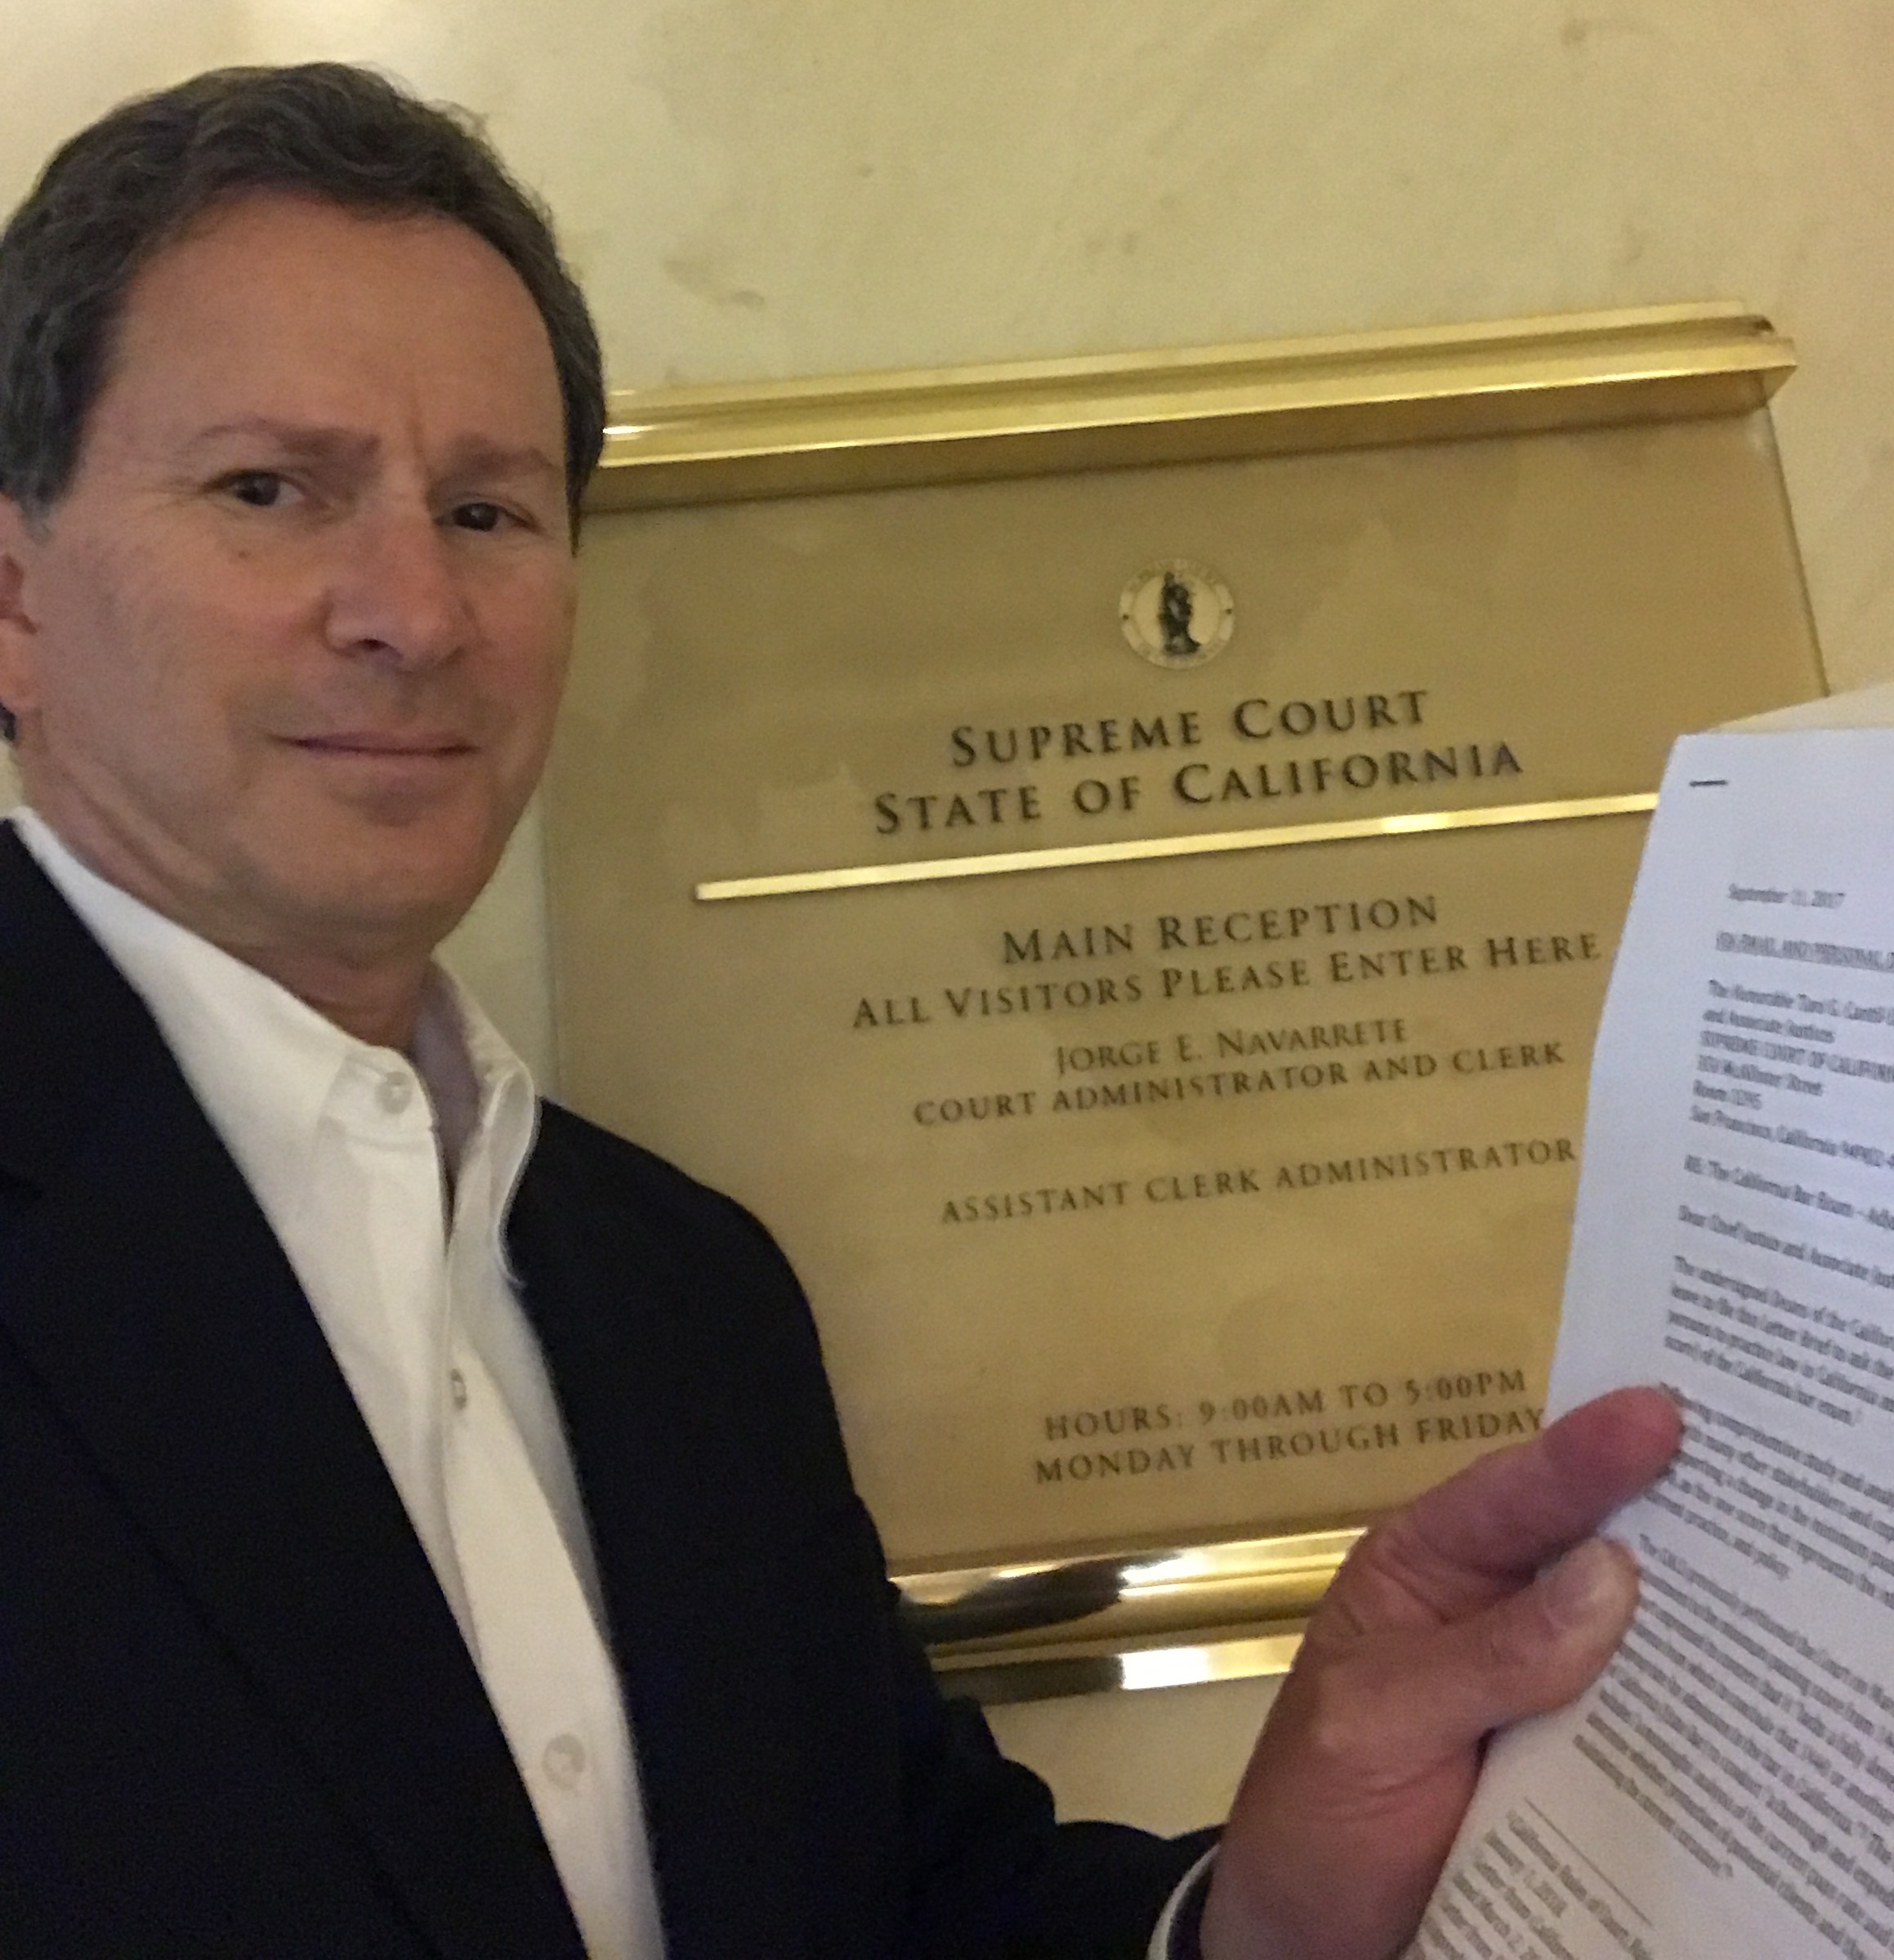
[0,65,1681,1958]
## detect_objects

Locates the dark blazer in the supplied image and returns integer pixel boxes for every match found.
[0,828,1208,1958]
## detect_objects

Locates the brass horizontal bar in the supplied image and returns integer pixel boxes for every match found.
[931,1627,1309,1705]
[695,792,1659,902]
[588,304,1793,511]
[896,1525,1360,1696]
[1113,1629,1306,1692]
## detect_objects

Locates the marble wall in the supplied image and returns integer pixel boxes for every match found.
[5,0,1894,1828]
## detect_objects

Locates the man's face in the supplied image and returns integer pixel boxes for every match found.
[0,192,577,970]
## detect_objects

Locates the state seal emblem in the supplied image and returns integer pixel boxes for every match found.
[1119,560,1234,671]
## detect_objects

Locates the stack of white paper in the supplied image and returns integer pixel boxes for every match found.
[1409,685,1894,1960]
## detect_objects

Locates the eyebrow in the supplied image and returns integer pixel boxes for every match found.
[440,436,565,486]
[181,417,564,485]
[182,417,375,466]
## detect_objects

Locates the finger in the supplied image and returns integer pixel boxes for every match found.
[1338,1535,1642,1767]
[1333,1387,1680,1627]
[1201,1538,1643,1960]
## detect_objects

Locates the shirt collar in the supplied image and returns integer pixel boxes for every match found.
[8,808,538,1231]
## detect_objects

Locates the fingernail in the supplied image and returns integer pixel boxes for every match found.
[1540,1538,1632,1633]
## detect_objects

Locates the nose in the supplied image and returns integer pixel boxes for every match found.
[324,510,471,671]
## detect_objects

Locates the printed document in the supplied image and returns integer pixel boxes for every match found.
[1408,688,1894,1959]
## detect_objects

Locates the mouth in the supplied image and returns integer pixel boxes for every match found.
[288,733,477,759]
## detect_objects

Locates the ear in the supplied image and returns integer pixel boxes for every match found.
[0,494,45,733]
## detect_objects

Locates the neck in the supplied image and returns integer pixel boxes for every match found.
[229,947,432,1049]
[20,793,440,1051]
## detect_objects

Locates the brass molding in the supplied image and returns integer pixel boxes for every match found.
[695,792,1660,902]
[896,1526,1364,1702]
[588,304,1793,512]
[928,1630,1310,1707]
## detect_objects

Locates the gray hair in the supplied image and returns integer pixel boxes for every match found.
[0,63,604,530]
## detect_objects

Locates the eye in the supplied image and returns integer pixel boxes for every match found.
[219,470,291,508]
[449,500,511,534]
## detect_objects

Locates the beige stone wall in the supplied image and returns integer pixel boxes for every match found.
[7,0,1894,1828]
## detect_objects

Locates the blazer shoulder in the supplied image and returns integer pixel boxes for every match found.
[520,1097,804,1297]
[0,826,187,1192]
[525,1097,784,1246]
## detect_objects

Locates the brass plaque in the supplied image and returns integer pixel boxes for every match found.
[547,310,1824,1668]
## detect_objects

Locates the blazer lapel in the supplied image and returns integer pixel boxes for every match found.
[508,1181,779,1960]
[0,830,583,1960]
[510,1114,900,1960]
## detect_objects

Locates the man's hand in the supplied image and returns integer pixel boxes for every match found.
[1199,1386,1682,1960]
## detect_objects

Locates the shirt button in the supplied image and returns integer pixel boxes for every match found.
[377,1074,414,1114]
[448,1368,468,1411]
[543,1734,587,1788]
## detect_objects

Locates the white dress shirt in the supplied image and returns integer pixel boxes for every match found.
[14,806,1208,1960]
[13,809,664,1960]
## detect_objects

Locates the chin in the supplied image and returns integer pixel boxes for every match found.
[259,835,499,948]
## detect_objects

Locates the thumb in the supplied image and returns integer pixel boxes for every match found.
[1383,1536,1642,1761]
[1200,1539,1642,1960]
